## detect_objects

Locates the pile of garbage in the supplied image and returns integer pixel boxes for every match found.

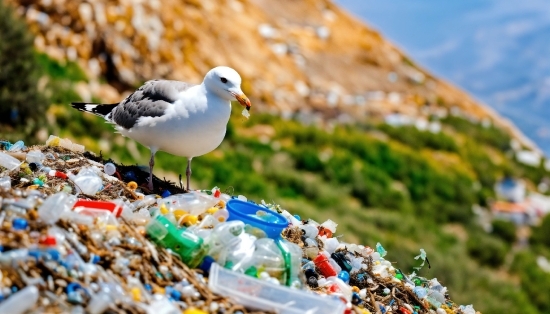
[0,137,479,314]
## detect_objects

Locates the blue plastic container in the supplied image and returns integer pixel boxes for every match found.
[226,199,288,239]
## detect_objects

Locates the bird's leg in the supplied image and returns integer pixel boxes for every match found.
[148,150,156,191]
[186,158,192,191]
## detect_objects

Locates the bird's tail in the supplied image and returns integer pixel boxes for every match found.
[71,102,119,118]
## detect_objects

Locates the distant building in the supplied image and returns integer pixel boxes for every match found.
[495,178,526,203]
[490,201,534,225]
[516,150,542,167]
[384,113,412,127]
[527,193,550,217]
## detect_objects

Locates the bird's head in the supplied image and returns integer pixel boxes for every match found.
[203,66,251,111]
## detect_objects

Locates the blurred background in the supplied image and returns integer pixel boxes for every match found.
[337,0,550,154]
[1,0,549,313]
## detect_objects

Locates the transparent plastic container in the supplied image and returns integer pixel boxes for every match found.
[0,152,22,170]
[226,199,288,239]
[208,263,346,314]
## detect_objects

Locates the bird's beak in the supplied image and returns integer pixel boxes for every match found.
[231,92,251,111]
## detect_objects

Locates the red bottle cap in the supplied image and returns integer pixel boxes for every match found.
[318,227,333,238]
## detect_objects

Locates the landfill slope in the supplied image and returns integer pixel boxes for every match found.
[7,0,538,153]
[0,141,479,313]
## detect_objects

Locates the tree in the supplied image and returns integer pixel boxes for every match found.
[0,0,47,126]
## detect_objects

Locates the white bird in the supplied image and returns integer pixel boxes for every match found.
[71,66,251,191]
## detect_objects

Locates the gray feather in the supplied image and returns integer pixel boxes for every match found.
[111,80,193,129]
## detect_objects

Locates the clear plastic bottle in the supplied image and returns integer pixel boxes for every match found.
[0,285,39,314]
[0,152,22,170]
[38,192,76,225]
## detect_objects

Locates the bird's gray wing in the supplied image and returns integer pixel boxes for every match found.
[110,80,194,129]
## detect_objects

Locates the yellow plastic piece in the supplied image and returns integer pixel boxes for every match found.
[46,136,60,146]
[217,216,226,222]
[127,181,138,190]
[152,286,164,294]
[182,215,198,226]
[105,225,118,231]
[159,204,169,215]
[174,209,188,220]
[183,308,207,314]
[27,185,39,190]
[206,207,219,214]
[351,286,360,292]
[131,287,141,302]
[217,200,225,208]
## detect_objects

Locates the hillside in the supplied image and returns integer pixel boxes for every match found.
[6,0,539,153]
[2,0,550,313]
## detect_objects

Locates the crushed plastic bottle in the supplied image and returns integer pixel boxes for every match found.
[69,168,103,195]
[146,215,208,268]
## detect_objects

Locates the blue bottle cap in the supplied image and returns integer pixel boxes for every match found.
[12,218,28,230]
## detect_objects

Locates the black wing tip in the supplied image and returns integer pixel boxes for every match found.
[70,102,119,116]
[71,102,96,110]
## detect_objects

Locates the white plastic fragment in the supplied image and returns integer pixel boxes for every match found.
[242,108,250,119]
[320,219,337,233]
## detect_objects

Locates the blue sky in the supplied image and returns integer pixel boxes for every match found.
[335,0,550,154]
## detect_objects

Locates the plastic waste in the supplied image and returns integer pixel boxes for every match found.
[103,162,117,176]
[86,292,112,314]
[208,263,346,314]
[26,150,45,163]
[146,215,207,268]
[38,192,76,225]
[0,152,22,170]
[0,285,39,314]
[73,199,124,217]
[7,140,25,152]
[314,253,338,278]
[46,135,85,152]
[226,199,288,239]
[69,168,103,195]
[0,176,11,190]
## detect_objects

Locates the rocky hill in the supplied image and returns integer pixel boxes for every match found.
[7,0,538,152]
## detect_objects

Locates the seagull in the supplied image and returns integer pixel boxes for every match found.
[71,66,251,191]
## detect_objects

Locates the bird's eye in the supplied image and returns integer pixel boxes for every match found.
[220,77,228,83]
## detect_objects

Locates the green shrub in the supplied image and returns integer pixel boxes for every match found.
[467,231,507,267]
[531,214,550,248]
[491,219,516,244]
[511,251,550,313]
[379,124,458,152]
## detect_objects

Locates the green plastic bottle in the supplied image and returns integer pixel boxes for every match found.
[146,215,207,268]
